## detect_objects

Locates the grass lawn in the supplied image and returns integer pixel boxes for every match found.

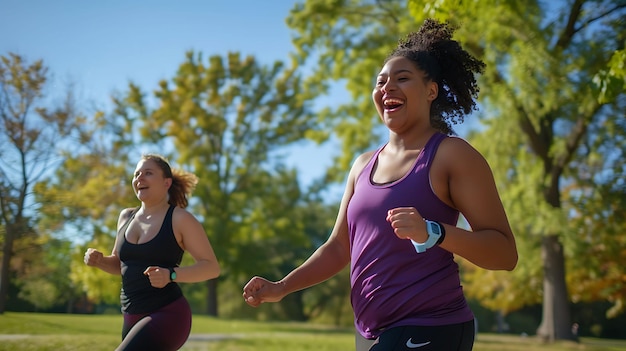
[0,312,624,350]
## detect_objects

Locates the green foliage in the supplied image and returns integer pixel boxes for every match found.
[13,237,80,311]
[0,53,94,312]
[593,48,626,103]
[564,164,626,318]
[120,51,314,243]
[106,50,329,315]
[17,280,58,311]
[407,0,626,328]
[18,46,345,320]
[35,121,138,306]
[410,0,626,325]
[287,0,420,181]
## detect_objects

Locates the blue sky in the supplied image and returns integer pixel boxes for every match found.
[1,0,347,197]
[1,0,298,98]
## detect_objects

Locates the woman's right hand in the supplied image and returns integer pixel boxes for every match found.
[84,248,103,267]
[242,277,286,307]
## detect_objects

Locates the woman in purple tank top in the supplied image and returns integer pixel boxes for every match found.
[243,19,517,351]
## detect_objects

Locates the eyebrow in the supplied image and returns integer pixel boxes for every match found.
[378,69,414,77]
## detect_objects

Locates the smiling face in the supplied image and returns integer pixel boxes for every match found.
[132,158,172,204]
[372,56,438,132]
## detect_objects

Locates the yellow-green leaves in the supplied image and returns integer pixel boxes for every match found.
[593,48,626,103]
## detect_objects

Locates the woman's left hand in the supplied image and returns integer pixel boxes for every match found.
[387,207,428,242]
[143,266,171,288]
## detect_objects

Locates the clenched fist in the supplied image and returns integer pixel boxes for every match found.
[84,248,103,267]
[144,266,171,289]
[386,207,427,242]
[242,277,285,307]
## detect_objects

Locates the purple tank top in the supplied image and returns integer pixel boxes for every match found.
[347,132,473,339]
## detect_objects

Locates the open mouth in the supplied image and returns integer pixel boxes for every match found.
[383,98,404,111]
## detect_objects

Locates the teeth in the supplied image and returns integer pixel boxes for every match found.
[384,98,403,105]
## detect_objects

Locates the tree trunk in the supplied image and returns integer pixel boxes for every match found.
[206,278,218,316]
[536,235,576,341]
[280,290,307,321]
[0,228,15,314]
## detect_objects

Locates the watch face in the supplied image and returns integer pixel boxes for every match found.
[428,222,441,235]
[170,270,176,281]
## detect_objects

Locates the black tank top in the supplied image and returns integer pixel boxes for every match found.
[119,205,184,314]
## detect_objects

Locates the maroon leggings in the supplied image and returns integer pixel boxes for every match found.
[117,296,192,351]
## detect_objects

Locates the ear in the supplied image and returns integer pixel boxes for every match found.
[164,177,173,189]
[427,81,438,101]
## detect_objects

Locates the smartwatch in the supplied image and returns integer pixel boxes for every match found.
[411,220,445,253]
[169,267,177,282]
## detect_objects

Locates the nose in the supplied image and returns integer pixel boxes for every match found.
[380,79,396,94]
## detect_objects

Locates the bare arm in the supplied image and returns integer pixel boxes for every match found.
[84,208,135,275]
[436,137,518,270]
[243,152,372,306]
[143,208,220,289]
[171,207,220,282]
[278,185,352,295]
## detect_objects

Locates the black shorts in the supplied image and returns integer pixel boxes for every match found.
[357,320,475,351]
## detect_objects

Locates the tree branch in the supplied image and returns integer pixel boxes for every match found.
[555,0,584,50]
[375,0,400,24]
[492,70,551,164]
[553,104,601,178]
[574,3,626,33]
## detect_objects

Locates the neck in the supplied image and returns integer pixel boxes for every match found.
[140,199,170,215]
[388,129,436,151]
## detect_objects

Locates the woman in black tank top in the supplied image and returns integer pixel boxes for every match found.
[84,154,220,350]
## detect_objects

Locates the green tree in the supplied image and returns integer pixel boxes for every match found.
[0,53,90,313]
[35,150,136,307]
[420,0,625,341]
[285,0,626,342]
[287,0,416,181]
[111,51,320,316]
[14,237,79,312]
[564,150,626,320]
[33,81,154,307]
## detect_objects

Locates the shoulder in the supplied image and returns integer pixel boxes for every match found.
[171,206,199,224]
[436,135,492,175]
[438,134,473,150]
[438,136,486,162]
[351,150,377,174]
[354,150,376,167]
[120,207,138,218]
[116,207,138,229]
[346,150,376,184]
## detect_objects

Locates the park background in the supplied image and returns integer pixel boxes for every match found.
[1,0,625,348]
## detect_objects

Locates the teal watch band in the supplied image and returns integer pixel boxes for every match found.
[411,220,445,253]
[169,267,177,282]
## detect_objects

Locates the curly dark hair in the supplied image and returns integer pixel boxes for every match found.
[141,154,198,209]
[385,18,485,135]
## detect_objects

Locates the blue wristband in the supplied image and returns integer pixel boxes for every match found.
[411,220,445,253]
